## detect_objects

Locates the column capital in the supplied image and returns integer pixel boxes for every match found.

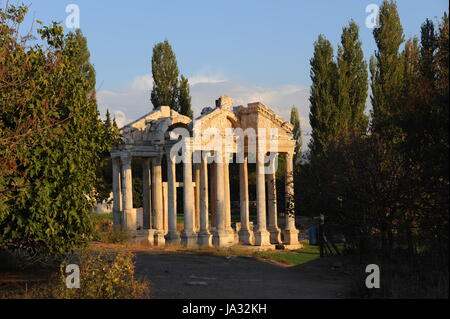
[120,153,132,167]
[152,155,162,165]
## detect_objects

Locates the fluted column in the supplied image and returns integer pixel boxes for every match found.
[212,151,230,247]
[254,151,271,246]
[198,152,212,246]
[166,153,180,244]
[112,158,122,231]
[267,168,281,244]
[142,158,152,230]
[238,154,253,244]
[181,148,197,247]
[121,154,135,231]
[152,156,165,246]
[283,152,300,247]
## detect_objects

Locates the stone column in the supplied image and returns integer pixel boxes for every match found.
[194,162,201,232]
[254,151,271,246]
[121,154,135,231]
[212,151,229,247]
[152,156,165,246]
[283,152,300,247]
[210,162,216,229]
[267,169,281,244]
[198,152,212,247]
[180,148,197,247]
[224,153,232,234]
[112,157,122,231]
[238,154,253,244]
[166,153,180,244]
[142,158,152,230]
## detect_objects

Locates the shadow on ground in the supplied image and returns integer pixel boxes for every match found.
[135,252,351,299]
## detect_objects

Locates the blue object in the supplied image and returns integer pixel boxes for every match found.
[308,226,319,245]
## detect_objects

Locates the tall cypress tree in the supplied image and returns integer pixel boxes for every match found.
[370,0,405,137]
[290,106,303,166]
[309,35,338,157]
[178,75,193,119]
[151,40,179,110]
[336,21,368,137]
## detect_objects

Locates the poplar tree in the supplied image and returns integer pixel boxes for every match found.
[370,0,405,137]
[308,35,337,157]
[336,21,368,137]
[151,40,179,110]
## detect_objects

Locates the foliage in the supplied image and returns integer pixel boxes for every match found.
[31,249,150,299]
[301,0,448,297]
[178,75,193,119]
[290,106,302,166]
[150,40,194,118]
[92,214,130,243]
[308,35,337,157]
[150,40,180,110]
[336,21,368,136]
[370,0,405,138]
[0,4,113,257]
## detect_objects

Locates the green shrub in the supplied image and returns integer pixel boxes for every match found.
[32,249,150,299]
[91,214,130,243]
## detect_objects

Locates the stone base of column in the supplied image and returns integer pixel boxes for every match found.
[131,229,155,247]
[113,211,122,231]
[154,231,166,247]
[254,229,271,246]
[268,227,282,245]
[197,231,212,247]
[212,230,234,247]
[180,231,198,248]
[165,232,181,246]
[283,228,300,246]
[238,229,254,245]
[124,209,136,231]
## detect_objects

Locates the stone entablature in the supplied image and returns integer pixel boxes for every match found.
[110,96,302,249]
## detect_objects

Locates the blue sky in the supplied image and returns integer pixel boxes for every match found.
[17,0,449,143]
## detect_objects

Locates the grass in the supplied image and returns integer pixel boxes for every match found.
[253,242,320,266]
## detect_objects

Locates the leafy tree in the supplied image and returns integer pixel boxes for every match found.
[178,75,193,119]
[308,35,338,158]
[336,21,368,136]
[0,5,111,257]
[150,40,179,110]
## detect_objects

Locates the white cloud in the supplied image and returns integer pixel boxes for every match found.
[131,74,153,91]
[97,73,312,151]
[189,75,228,86]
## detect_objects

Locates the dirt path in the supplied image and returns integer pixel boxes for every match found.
[135,252,351,299]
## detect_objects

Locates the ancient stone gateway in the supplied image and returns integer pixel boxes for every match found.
[110,96,302,249]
